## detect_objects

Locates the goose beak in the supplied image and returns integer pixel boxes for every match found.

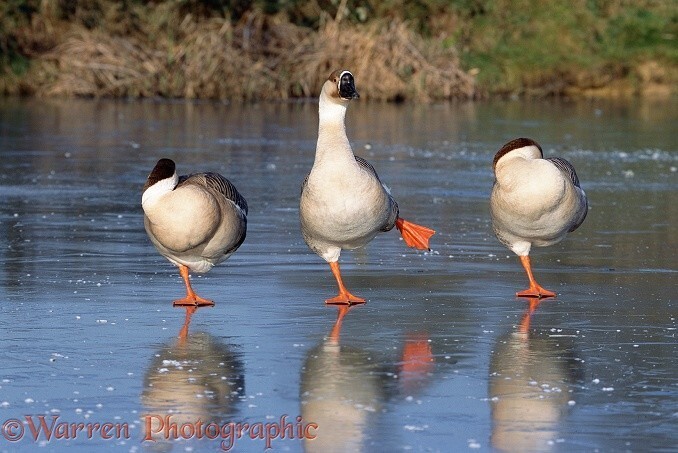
[338,71,360,100]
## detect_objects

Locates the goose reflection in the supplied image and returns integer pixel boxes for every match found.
[141,307,245,447]
[300,306,434,452]
[489,299,582,452]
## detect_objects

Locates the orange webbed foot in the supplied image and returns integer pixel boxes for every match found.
[325,291,366,305]
[400,334,434,375]
[173,295,215,307]
[399,333,434,393]
[516,285,556,299]
[395,218,435,250]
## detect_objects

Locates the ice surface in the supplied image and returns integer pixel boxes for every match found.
[0,97,676,452]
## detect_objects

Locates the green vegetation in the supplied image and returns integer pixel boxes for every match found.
[449,0,677,96]
[0,0,675,100]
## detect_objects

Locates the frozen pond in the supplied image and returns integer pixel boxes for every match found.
[0,97,676,452]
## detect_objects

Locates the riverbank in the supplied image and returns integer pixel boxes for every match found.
[1,1,675,101]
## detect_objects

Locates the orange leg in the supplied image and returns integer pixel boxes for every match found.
[516,255,556,298]
[173,265,215,307]
[177,306,197,344]
[518,298,542,334]
[325,261,365,305]
[395,218,435,250]
[328,305,351,342]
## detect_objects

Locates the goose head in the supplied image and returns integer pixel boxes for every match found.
[142,158,179,208]
[318,70,359,125]
[493,137,543,172]
[322,70,359,102]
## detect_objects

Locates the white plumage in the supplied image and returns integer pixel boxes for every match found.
[490,138,587,298]
[300,70,434,304]
[142,158,247,306]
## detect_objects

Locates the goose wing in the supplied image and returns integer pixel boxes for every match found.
[545,157,587,232]
[354,155,380,180]
[545,157,581,188]
[179,173,248,215]
[355,156,399,231]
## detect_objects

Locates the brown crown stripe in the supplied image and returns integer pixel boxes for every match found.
[143,158,175,192]
[492,138,543,170]
[328,69,344,83]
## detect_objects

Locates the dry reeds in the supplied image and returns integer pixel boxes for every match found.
[33,12,476,101]
[39,32,163,97]
[284,19,475,101]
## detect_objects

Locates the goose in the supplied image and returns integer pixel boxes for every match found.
[490,138,588,298]
[300,306,433,453]
[300,70,435,304]
[142,158,247,306]
[141,307,245,444]
[300,307,383,452]
[489,300,581,451]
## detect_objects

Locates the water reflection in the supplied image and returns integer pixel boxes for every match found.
[300,306,434,452]
[489,299,583,452]
[0,97,676,451]
[141,307,245,448]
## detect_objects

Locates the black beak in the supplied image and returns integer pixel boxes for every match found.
[338,71,360,100]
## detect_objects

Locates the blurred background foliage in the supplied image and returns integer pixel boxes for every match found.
[0,0,675,99]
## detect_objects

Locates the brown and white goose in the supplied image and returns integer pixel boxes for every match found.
[142,158,247,306]
[300,70,435,304]
[490,138,588,298]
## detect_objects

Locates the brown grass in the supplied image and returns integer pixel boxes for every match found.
[28,11,475,101]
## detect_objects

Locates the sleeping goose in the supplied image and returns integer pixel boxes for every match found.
[142,158,247,306]
[300,70,435,304]
[490,138,588,298]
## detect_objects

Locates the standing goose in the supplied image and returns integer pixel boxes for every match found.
[142,158,247,306]
[490,138,588,298]
[300,70,435,304]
